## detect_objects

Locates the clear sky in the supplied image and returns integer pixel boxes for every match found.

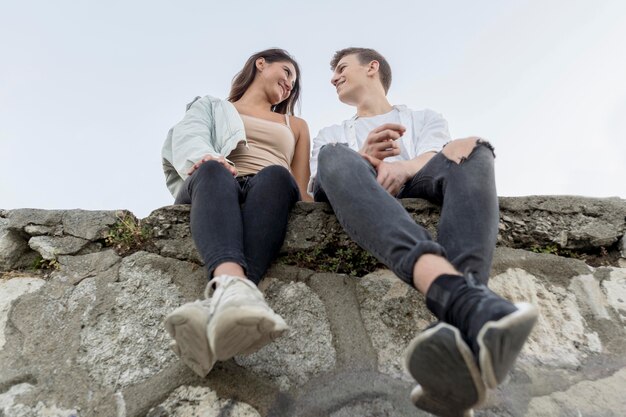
[1,0,625,218]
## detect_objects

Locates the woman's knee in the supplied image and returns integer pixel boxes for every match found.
[255,165,298,193]
[188,160,237,194]
[193,159,233,179]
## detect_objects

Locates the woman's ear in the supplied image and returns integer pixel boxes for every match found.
[256,57,266,72]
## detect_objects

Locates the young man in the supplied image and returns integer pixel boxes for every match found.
[310,47,538,417]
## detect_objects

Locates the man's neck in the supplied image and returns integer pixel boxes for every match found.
[355,95,393,118]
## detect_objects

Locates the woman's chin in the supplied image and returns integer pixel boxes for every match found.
[272,97,288,106]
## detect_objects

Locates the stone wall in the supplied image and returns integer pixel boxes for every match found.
[0,196,625,417]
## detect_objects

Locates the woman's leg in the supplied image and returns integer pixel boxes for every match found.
[168,161,289,375]
[239,165,300,285]
[175,160,247,278]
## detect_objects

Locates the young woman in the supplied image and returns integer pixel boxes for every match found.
[161,49,311,377]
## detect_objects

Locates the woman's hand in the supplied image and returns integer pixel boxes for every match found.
[187,155,238,177]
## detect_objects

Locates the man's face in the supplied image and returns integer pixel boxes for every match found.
[331,54,369,105]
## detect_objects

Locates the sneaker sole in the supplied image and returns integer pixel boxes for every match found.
[478,302,538,388]
[405,323,485,417]
[209,307,288,361]
[164,304,215,377]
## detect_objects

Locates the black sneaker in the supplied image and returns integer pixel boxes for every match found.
[475,302,538,388]
[404,322,485,417]
[428,273,539,389]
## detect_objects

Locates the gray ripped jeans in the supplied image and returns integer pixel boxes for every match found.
[314,141,499,285]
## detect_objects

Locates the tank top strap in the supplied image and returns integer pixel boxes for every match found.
[285,114,291,128]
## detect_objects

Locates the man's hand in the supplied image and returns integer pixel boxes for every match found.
[361,154,411,196]
[187,155,238,177]
[359,123,405,160]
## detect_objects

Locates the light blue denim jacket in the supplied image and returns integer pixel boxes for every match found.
[162,95,247,198]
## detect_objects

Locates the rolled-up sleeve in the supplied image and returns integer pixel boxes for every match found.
[171,98,220,180]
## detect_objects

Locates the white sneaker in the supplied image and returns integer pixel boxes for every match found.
[206,275,289,361]
[164,299,215,377]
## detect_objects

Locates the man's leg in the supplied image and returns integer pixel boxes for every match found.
[400,138,499,284]
[401,139,537,416]
[315,143,447,285]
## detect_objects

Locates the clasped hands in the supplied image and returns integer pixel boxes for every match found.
[359,123,411,196]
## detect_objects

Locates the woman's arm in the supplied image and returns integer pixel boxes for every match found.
[290,117,312,202]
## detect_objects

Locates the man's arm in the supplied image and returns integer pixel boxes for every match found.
[359,123,404,160]
[363,151,436,196]
[369,109,450,195]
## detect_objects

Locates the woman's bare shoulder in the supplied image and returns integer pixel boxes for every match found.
[290,115,309,132]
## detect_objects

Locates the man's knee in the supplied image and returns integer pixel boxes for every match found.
[318,143,363,179]
[319,143,349,164]
[441,137,495,164]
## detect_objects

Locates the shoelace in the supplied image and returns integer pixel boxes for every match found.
[204,275,262,315]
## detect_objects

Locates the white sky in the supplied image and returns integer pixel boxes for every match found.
[1,0,625,218]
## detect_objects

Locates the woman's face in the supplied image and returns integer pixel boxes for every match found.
[257,60,297,105]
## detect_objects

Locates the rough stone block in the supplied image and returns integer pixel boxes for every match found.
[148,386,261,417]
[28,235,90,260]
[0,276,45,350]
[61,209,119,241]
[0,219,36,270]
[235,278,336,390]
[355,270,433,381]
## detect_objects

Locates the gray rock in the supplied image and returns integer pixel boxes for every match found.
[61,209,119,241]
[6,209,64,231]
[24,224,62,236]
[1,199,625,416]
[489,268,602,369]
[602,268,626,324]
[28,235,90,260]
[147,385,261,417]
[330,398,396,417]
[1,278,119,416]
[355,270,433,381]
[0,219,36,270]
[52,249,121,285]
[144,197,626,271]
[498,196,626,251]
[76,252,187,389]
[492,247,591,288]
[570,274,611,320]
[524,367,626,417]
[153,238,202,264]
[0,276,45,350]
[235,278,336,390]
[0,383,78,417]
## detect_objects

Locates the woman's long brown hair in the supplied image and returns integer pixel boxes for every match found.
[228,48,301,115]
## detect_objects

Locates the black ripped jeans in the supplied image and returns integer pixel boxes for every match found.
[314,141,498,285]
[175,161,300,285]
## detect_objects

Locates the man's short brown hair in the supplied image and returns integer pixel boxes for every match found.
[330,47,392,94]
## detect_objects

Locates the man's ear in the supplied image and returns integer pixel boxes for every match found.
[256,57,266,71]
[366,60,380,77]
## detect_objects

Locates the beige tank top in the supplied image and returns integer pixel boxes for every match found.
[228,114,296,177]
